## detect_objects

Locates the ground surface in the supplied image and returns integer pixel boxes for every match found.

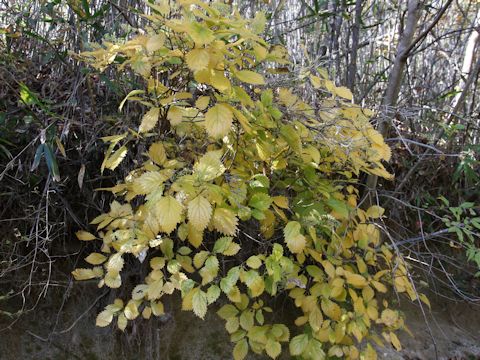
[0,281,479,360]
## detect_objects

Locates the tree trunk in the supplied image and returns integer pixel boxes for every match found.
[364,0,421,207]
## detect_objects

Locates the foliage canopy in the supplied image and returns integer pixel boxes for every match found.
[73,1,426,358]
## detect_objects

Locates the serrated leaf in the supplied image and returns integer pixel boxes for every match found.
[105,145,127,171]
[85,253,107,265]
[284,221,306,254]
[195,96,210,110]
[273,196,289,209]
[213,236,233,254]
[249,193,272,211]
[265,338,281,359]
[213,207,238,236]
[390,331,402,351]
[239,310,254,330]
[167,106,184,126]
[132,171,166,195]
[204,103,233,139]
[188,195,212,231]
[194,150,225,181]
[117,313,127,331]
[334,86,353,100]
[366,205,385,219]
[289,334,309,356]
[206,285,221,305]
[217,304,238,320]
[192,289,208,319]
[185,48,210,71]
[139,107,160,133]
[148,142,167,165]
[124,300,139,320]
[76,230,96,241]
[235,70,265,85]
[155,195,183,234]
[96,310,113,327]
[187,22,215,45]
[233,339,249,360]
[146,33,165,53]
[107,253,124,273]
[345,272,368,288]
[71,268,97,280]
[246,256,262,269]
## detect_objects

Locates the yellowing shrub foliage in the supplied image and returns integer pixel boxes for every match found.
[73,1,425,358]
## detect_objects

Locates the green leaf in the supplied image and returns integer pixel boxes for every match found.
[217,304,238,320]
[248,193,272,211]
[233,339,249,360]
[289,334,309,356]
[326,198,349,219]
[265,338,282,359]
[206,285,221,305]
[280,125,301,154]
[284,221,306,254]
[187,22,215,45]
[192,289,208,319]
[213,236,233,254]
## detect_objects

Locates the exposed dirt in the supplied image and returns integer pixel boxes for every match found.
[0,282,479,360]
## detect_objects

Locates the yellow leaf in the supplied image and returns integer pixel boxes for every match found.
[76,230,96,241]
[366,205,385,219]
[72,268,97,280]
[209,70,231,92]
[151,301,165,316]
[345,272,368,288]
[155,195,183,234]
[148,142,166,165]
[321,299,341,321]
[335,86,353,100]
[167,106,184,126]
[212,207,238,236]
[308,306,323,331]
[419,293,430,309]
[124,300,139,320]
[273,196,289,209]
[246,255,262,269]
[188,222,203,248]
[204,103,233,138]
[185,48,210,71]
[284,221,306,254]
[132,171,166,195]
[107,253,124,273]
[146,33,165,53]
[96,310,113,327]
[85,253,107,265]
[187,195,212,231]
[389,332,402,351]
[117,313,127,331]
[195,96,210,110]
[139,107,160,133]
[235,70,265,85]
[104,145,127,171]
[265,338,281,359]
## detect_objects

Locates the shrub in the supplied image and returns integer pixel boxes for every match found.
[73,1,425,358]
